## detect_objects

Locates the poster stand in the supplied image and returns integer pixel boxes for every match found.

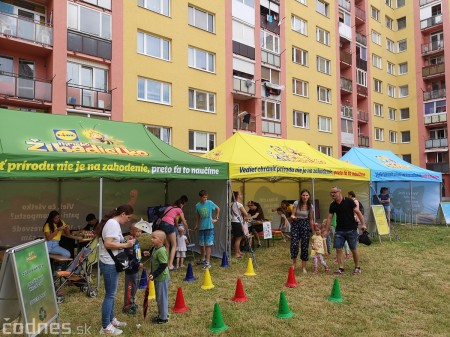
[371,205,391,243]
[437,202,450,227]
[0,239,60,337]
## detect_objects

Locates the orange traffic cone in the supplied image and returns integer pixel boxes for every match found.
[284,266,298,288]
[172,287,189,313]
[232,278,248,302]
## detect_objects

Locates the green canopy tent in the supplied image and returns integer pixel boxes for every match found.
[0,109,229,257]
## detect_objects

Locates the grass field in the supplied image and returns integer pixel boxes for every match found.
[46,224,449,337]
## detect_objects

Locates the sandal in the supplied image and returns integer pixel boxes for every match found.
[334,268,345,275]
[353,267,361,275]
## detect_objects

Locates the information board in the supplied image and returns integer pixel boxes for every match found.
[437,202,450,226]
[0,239,59,337]
[371,205,390,236]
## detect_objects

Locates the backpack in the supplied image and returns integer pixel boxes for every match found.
[147,205,178,228]
[358,201,365,215]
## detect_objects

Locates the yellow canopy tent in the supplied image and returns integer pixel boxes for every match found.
[204,132,370,222]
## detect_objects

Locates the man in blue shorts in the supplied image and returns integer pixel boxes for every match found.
[324,186,366,275]
[194,190,220,270]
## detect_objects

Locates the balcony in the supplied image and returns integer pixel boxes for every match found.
[262,119,281,136]
[423,89,446,101]
[422,41,444,55]
[420,14,442,30]
[356,33,366,46]
[0,72,52,102]
[426,162,449,173]
[357,85,368,97]
[341,105,353,119]
[66,84,112,111]
[358,135,369,147]
[422,63,445,78]
[233,41,255,60]
[356,58,367,71]
[339,22,352,41]
[358,110,369,122]
[67,30,112,60]
[340,50,352,66]
[0,11,52,46]
[420,0,440,6]
[338,0,351,11]
[233,76,256,96]
[260,14,280,35]
[355,7,366,24]
[425,138,448,149]
[424,113,447,125]
[234,111,256,133]
[261,50,280,68]
[340,77,352,92]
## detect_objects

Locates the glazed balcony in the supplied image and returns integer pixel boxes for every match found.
[424,113,447,125]
[260,14,280,35]
[425,138,448,149]
[421,41,444,55]
[341,105,353,119]
[338,0,351,11]
[420,0,441,6]
[422,63,445,78]
[423,89,446,101]
[66,83,112,111]
[262,119,281,136]
[261,49,281,68]
[420,14,442,30]
[67,30,112,60]
[426,162,449,173]
[0,72,52,102]
[358,135,369,147]
[0,11,52,46]
[356,33,366,46]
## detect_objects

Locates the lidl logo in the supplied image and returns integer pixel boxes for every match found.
[53,129,79,141]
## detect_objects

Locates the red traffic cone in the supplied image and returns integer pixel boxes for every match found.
[172,287,189,313]
[232,278,248,302]
[284,266,298,288]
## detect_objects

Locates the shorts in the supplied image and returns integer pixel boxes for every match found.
[176,251,186,258]
[231,222,244,237]
[383,205,391,212]
[333,230,358,250]
[199,228,214,246]
[253,224,263,233]
[158,221,176,235]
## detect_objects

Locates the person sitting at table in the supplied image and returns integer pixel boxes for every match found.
[43,210,71,258]
[84,213,99,231]
[247,201,265,248]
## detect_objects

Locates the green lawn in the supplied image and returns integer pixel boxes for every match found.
[46,224,450,337]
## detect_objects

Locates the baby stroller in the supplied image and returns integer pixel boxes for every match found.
[53,238,99,303]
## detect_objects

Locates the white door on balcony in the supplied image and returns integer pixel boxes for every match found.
[18,59,34,99]
[81,67,94,107]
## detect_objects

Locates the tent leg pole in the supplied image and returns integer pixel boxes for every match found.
[98,177,103,291]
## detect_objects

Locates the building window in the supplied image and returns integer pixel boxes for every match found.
[387,62,395,75]
[341,119,353,134]
[400,108,410,120]
[372,54,382,69]
[318,116,331,132]
[137,77,171,104]
[401,131,411,143]
[357,69,367,87]
[297,0,307,4]
[316,0,329,17]
[373,103,383,117]
[388,84,396,98]
[424,100,446,115]
[386,16,393,30]
[188,88,215,113]
[316,27,330,45]
[399,62,408,75]
[373,79,382,93]
[261,30,280,54]
[371,7,380,21]
[398,39,407,52]
[262,66,280,84]
[399,85,409,97]
[316,56,331,74]
[232,20,255,47]
[374,127,384,141]
[429,129,446,140]
[188,5,215,33]
[262,100,281,121]
[68,3,111,40]
[397,17,406,30]
[397,0,405,8]
[317,86,331,103]
[388,107,396,120]
[371,30,381,45]
[67,62,107,91]
[188,47,215,72]
[292,47,308,66]
[292,15,307,35]
[293,79,309,97]
[235,0,254,8]
[338,9,351,26]
[386,38,395,52]
[389,131,397,143]
[83,0,112,10]
[189,131,215,153]
[402,154,411,163]
[318,145,332,156]
[146,125,171,144]
[138,0,170,16]
[293,110,309,128]
[137,32,170,61]
[385,0,392,7]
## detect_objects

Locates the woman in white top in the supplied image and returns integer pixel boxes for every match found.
[230,191,249,258]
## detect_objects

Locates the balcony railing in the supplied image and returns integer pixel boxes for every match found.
[420,14,442,30]
[260,14,280,35]
[338,0,351,11]
[356,33,366,46]
[426,162,449,173]
[340,50,352,65]
[357,85,368,97]
[341,105,353,119]
[66,84,112,111]
[358,110,369,122]
[420,0,440,6]
[424,113,447,125]
[358,135,369,147]
[422,41,444,55]
[262,119,281,136]
[233,76,256,96]
[425,138,448,149]
[0,72,52,102]
[340,77,352,92]
[234,112,256,132]
[0,11,52,46]
[422,63,445,77]
[355,7,366,23]
[423,89,446,101]
[261,49,280,68]
[67,30,112,60]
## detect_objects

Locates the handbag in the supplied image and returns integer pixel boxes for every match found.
[102,238,130,272]
[358,230,372,246]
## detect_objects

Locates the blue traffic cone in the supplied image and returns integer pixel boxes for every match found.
[184,263,196,282]
[138,268,148,289]
[220,251,230,268]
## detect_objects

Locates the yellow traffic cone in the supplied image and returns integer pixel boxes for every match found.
[244,258,256,276]
[201,269,215,290]
[148,279,156,300]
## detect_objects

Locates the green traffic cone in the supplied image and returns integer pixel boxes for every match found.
[209,303,228,333]
[327,277,344,303]
[276,291,294,319]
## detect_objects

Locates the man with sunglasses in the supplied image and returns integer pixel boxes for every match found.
[324,186,366,275]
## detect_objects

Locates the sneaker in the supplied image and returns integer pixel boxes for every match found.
[152,318,169,325]
[100,324,122,335]
[334,268,345,275]
[353,267,362,275]
[196,259,206,266]
[202,263,211,270]
[111,318,127,328]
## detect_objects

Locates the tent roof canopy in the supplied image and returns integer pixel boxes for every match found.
[204,132,369,181]
[341,147,442,182]
[0,109,228,180]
